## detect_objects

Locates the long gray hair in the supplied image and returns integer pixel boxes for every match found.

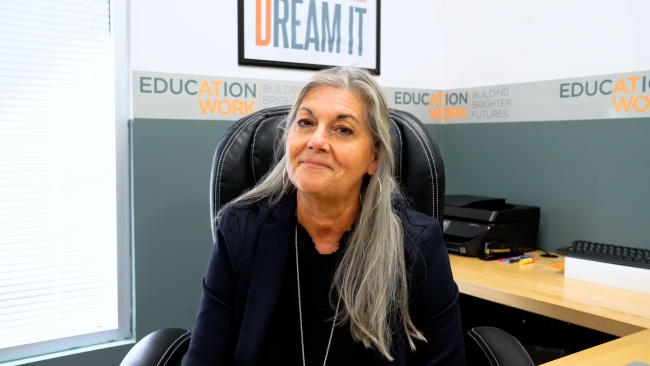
[219,66,424,359]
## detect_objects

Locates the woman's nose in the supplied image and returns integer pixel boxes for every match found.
[307,127,330,151]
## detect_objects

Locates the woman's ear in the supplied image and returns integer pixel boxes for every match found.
[367,148,379,176]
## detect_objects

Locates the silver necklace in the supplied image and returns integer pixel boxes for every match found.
[294,225,344,366]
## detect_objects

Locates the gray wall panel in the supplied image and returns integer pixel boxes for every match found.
[435,118,650,251]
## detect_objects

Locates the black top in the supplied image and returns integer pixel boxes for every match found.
[185,194,467,365]
[258,224,375,365]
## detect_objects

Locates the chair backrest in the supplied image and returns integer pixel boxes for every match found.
[209,106,445,241]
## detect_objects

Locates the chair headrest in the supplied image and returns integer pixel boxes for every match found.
[210,106,445,241]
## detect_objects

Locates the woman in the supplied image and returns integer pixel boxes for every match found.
[185,67,466,365]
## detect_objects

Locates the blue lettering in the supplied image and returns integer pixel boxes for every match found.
[560,83,570,98]
[354,7,366,55]
[321,2,341,53]
[245,84,257,98]
[291,0,304,50]
[140,77,152,93]
[395,92,402,105]
[600,79,612,95]
[170,79,183,95]
[304,0,319,51]
[273,0,289,48]
[185,80,197,95]
[154,78,167,93]
[230,82,243,97]
[348,6,353,55]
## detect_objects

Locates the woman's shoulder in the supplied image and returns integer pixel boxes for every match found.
[219,199,269,227]
[219,194,295,229]
[397,205,445,259]
[398,205,440,232]
[226,200,264,214]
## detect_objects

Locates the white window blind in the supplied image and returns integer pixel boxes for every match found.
[0,0,129,362]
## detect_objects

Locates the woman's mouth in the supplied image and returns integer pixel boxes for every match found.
[301,159,331,169]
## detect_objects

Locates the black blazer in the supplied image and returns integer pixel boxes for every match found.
[185,194,466,365]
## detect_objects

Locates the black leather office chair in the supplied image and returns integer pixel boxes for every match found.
[120,106,534,366]
[209,105,445,236]
[119,328,190,366]
[468,327,535,366]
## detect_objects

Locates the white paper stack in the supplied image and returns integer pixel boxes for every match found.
[564,257,650,295]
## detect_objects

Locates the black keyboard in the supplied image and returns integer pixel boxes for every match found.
[556,240,650,270]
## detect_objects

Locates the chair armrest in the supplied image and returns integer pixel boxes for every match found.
[120,328,191,366]
[468,326,535,366]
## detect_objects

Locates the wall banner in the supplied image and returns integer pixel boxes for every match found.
[386,70,650,124]
[238,0,380,73]
[133,70,650,123]
[133,71,303,121]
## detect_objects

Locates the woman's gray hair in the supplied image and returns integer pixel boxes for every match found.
[219,66,424,360]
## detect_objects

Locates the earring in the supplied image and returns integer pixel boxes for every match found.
[362,176,382,211]
[282,168,294,195]
[372,177,382,211]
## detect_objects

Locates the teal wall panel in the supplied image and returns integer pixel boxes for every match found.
[426,124,444,152]
[129,119,234,336]
[435,118,650,251]
[29,345,131,366]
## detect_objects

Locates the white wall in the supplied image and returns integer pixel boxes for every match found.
[130,0,446,89]
[441,0,650,88]
[131,0,650,90]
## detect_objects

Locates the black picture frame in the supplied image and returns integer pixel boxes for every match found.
[238,0,381,74]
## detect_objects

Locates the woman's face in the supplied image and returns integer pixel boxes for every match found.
[286,86,379,204]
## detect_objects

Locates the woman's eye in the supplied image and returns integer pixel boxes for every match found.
[296,119,313,127]
[337,127,352,135]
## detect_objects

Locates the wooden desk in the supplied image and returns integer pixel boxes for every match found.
[448,251,650,365]
[541,328,650,366]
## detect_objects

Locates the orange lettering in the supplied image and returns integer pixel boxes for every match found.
[612,97,634,112]
[429,108,443,119]
[628,76,641,93]
[613,78,628,94]
[429,107,452,120]
[211,81,223,96]
[459,107,467,118]
[429,93,446,105]
[232,100,244,115]
[450,107,459,119]
[256,0,271,46]
[199,99,217,114]
[218,100,231,114]
[244,101,256,114]
[198,81,212,96]
[633,95,650,112]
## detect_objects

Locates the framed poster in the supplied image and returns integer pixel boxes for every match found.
[238,0,381,74]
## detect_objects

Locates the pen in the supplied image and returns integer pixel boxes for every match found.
[498,254,532,263]
[519,257,535,265]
